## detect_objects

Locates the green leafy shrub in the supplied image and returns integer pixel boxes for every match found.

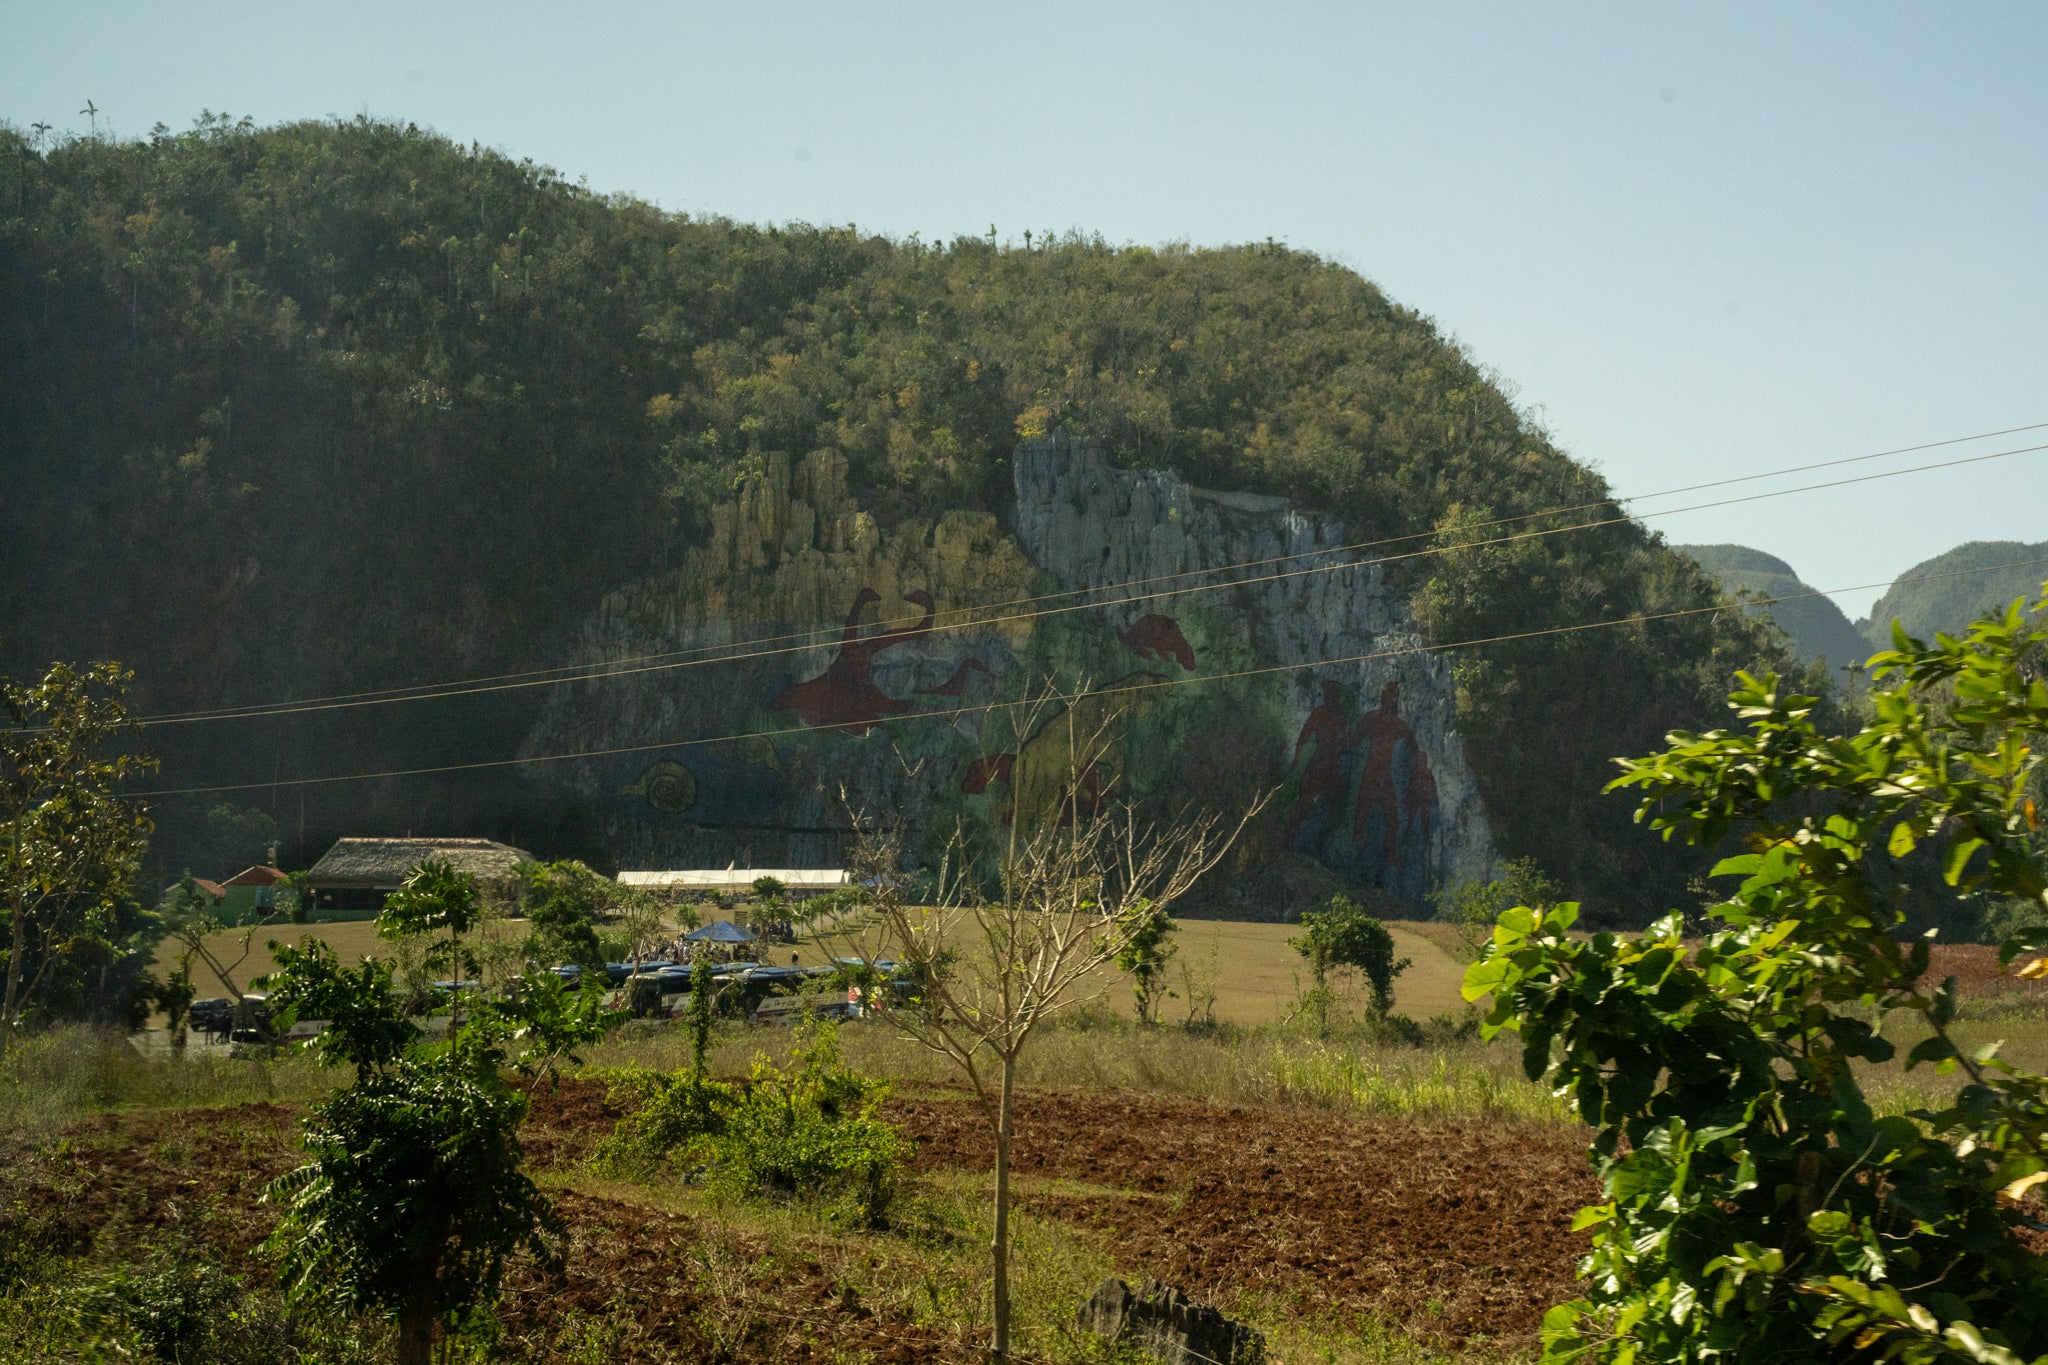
[590,1065,735,1178]
[1111,898,1179,1025]
[1290,894,1411,1021]
[1466,592,2048,1363]
[595,1017,910,1228]
[710,1023,909,1229]
[64,1251,385,1365]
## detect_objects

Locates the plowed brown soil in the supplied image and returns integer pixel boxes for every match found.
[3,1077,1596,1358]
[1928,943,2048,998]
[888,1088,1592,1343]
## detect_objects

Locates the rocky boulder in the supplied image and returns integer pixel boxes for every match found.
[1077,1276,1264,1365]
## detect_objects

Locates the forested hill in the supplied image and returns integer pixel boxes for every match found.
[1678,544,1873,675]
[0,115,1787,920]
[1858,540,2048,648]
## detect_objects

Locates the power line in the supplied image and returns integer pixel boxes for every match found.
[122,419,2048,727]
[117,436,2048,731]
[124,552,2048,799]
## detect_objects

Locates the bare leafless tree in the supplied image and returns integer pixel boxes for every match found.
[835,683,1264,1362]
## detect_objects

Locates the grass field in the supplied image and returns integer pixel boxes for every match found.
[16,939,2048,1364]
[153,913,1474,1027]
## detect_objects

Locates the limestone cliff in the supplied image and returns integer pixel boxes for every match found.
[1012,433,1493,903]
[524,435,1494,909]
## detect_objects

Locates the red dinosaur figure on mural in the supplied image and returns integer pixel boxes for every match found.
[920,657,991,697]
[770,587,936,734]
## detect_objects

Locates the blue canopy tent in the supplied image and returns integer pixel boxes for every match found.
[685,919,758,944]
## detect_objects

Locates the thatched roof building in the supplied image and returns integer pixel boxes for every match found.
[305,837,534,913]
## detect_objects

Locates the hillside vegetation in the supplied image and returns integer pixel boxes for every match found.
[0,114,1788,917]
[1859,539,2048,647]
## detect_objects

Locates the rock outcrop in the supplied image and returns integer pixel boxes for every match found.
[1013,433,1492,901]
[1077,1277,1264,1365]
[523,433,1494,907]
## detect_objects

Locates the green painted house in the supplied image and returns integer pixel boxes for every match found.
[219,865,287,924]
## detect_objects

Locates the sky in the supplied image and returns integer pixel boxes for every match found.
[6,2,2044,618]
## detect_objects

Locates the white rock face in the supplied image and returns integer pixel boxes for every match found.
[1012,432,1495,900]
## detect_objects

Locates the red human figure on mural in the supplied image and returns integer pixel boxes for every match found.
[771,587,936,733]
[1285,680,1355,843]
[1351,682,1434,870]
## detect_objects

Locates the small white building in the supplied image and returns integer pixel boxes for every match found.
[616,867,850,897]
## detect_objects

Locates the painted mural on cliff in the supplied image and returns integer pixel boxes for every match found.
[1284,681,1439,903]
[770,587,937,733]
[523,436,1493,907]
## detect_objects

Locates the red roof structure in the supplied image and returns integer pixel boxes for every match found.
[190,878,227,900]
[222,865,286,887]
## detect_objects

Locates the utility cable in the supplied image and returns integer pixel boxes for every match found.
[123,420,2048,726]
[124,551,2048,798]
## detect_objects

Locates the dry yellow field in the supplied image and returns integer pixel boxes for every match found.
[799,915,1467,1028]
[149,918,539,999]
[153,913,1469,1026]
[1167,919,1469,1026]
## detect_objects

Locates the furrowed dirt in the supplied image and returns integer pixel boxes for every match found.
[4,1077,1595,1359]
[886,1088,1593,1343]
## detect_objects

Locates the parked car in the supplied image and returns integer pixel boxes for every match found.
[188,997,234,1037]
[750,995,858,1027]
[228,993,272,1044]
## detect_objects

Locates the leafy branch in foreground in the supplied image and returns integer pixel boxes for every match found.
[1465,591,2048,1363]
[1,662,154,1046]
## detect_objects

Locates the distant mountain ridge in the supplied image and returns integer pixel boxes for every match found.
[1857,541,2048,648]
[1679,539,2048,674]
[1676,544,1872,674]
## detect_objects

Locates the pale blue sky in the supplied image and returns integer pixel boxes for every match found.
[7,2,2043,617]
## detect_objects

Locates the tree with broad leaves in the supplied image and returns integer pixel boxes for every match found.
[1290,893,1410,1016]
[260,941,594,1365]
[1,661,154,1049]
[380,857,482,1023]
[1467,589,2048,1364]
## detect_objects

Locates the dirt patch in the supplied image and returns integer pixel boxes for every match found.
[1928,943,2048,999]
[0,1103,302,1276]
[496,1190,960,1363]
[0,1096,973,1363]
[520,1075,633,1167]
[889,1090,1592,1344]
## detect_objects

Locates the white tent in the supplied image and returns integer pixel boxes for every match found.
[615,867,849,894]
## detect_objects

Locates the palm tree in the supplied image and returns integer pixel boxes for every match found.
[78,100,97,137]
[29,121,50,150]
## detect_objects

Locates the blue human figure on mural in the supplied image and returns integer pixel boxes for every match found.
[1285,680,1358,851]
[1285,680,1439,902]
[1349,682,1437,902]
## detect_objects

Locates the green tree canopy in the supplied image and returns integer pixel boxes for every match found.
[0,662,155,1043]
[1466,589,2048,1363]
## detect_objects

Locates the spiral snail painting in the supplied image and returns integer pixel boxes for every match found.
[620,760,698,814]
